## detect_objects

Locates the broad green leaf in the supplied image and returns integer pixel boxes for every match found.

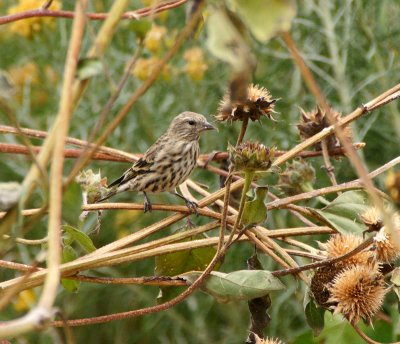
[77,58,102,80]
[242,186,268,226]
[62,182,83,225]
[155,234,218,302]
[182,270,285,303]
[227,0,296,42]
[61,245,80,292]
[308,191,370,234]
[304,292,325,336]
[63,225,96,253]
[206,7,250,71]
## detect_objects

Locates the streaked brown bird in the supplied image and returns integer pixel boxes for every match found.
[99,112,216,212]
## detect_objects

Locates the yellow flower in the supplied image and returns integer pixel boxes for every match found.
[144,24,167,53]
[183,47,207,82]
[132,57,172,81]
[7,0,61,38]
[385,170,400,204]
[14,289,36,312]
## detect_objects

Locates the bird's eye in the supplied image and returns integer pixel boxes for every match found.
[188,120,196,126]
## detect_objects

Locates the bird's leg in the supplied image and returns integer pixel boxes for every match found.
[172,191,198,215]
[143,192,152,213]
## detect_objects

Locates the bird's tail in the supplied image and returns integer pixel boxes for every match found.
[96,186,118,203]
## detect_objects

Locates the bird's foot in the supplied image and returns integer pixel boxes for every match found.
[143,192,152,213]
[185,199,198,215]
[186,217,196,228]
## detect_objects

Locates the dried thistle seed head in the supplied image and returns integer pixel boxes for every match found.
[328,264,387,324]
[311,265,343,307]
[318,234,371,268]
[373,214,400,263]
[385,170,400,204]
[360,207,383,232]
[216,84,276,122]
[297,106,352,151]
[229,141,275,172]
[76,169,108,204]
[254,334,285,344]
[277,159,315,195]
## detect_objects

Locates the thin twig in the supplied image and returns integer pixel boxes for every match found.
[0,0,188,25]
[321,139,339,187]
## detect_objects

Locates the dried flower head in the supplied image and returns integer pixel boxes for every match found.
[76,169,108,204]
[216,84,276,122]
[360,207,383,232]
[229,141,275,172]
[385,170,400,204]
[297,106,352,151]
[311,265,343,307]
[278,160,315,195]
[254,334,285,344]
[373,214,400,263]
[319,234,371,268]
[328,264,387,324]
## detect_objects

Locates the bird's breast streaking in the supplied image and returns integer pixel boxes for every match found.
[98,111,215,212]
[118,139,199,194]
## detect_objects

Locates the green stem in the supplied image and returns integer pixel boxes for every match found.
[225,170,254,246]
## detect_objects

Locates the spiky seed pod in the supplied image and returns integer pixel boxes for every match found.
[373,214,400,263]
[297,106,352,151]
[216,84,276,122]
[328,264,387,324]
[229,141,275,172]
[254,334,285,344]
[311,265,343,307]
[318,234,371,268]
[277,159,315,195]
[75,169,108,204]
[360,207,383,232]
[385,170,400,204]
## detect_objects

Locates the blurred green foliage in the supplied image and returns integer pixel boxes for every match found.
[1,0,400,343]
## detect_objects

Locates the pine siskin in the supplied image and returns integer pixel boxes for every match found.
[99,112,216,212]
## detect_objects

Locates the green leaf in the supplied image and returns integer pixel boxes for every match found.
[129,19,151,39]
[182,270,285,303]
[77,58,102,80]
[155,234,218,302]
[206,7,251,71]
[242,186,268,227]
[62,182,83,225]
[61,245,80,292]
[308,191,370,234]
[227,0,296,42]
[304,292,325,337]
[63,225,96,253]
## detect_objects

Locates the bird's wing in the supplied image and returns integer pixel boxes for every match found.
[107,133,167,188]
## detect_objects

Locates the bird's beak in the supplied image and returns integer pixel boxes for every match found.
[201,121,217,132]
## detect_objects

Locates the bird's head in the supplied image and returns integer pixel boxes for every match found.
[168,111,216,141]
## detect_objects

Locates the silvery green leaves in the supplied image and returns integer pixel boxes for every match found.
[182,270,285,303]
[309,191,371,234]
[227,0,296,41]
